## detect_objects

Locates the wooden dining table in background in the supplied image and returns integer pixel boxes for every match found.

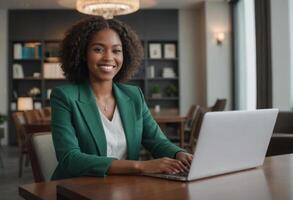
[24,109,187,148]
[24,119,51,134]
[151,109,187,148]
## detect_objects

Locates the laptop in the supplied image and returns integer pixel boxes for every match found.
[144,109,279,181]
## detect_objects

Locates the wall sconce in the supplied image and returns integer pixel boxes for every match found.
[215,32,225,45]
[17,97,33,111]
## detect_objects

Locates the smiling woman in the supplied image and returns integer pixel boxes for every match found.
[60,17,143,83]
[50,17,192,181]
[86,29,123,83]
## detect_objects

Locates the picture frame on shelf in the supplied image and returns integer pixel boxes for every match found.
[164,43,176,59]
[12,63,24,78]
[149,43,162,59]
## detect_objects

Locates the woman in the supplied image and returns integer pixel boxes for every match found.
[51,17,192,180]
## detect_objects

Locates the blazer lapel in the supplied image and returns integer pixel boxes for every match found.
[76,82,107,156]
[113,84,136,159]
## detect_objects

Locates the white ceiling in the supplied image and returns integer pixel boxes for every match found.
[0,0,224,10]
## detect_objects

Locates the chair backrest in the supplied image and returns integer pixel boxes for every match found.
[186,105,196,120]
[24,110,42,124]
[39,107,51,120]
[210,99,227,111]
[12,112,27,149]
[185,105,196,128]
[186,106,206,153]
[28,132,57,182]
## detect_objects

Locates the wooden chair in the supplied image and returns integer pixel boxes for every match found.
[185,106,206,153]
[27,132,57,182]
[183,105,197,143]
[12,112,29,177]
[24,110,42,124]
[185,105,196,130]
[209,98,227,111]
[39,107,51,120]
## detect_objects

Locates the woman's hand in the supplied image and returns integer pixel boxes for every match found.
[136,157,188,174]
[175,151,193,168]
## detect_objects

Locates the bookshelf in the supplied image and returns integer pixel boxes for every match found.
[10,39,179,111]
[141,40,179,110]
[10,40,66,111]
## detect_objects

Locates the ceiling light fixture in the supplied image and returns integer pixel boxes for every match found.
[76,0,140,19]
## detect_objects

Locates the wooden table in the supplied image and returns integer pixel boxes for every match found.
[152,110,187,147]
[19,154,293,200]
[24,121,51,134]
[23,111,186,147]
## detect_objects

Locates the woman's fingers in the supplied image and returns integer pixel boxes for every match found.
[176,153,193,169]
[141,157,193,174]
[180,160,190,170]
[163,158,187,173]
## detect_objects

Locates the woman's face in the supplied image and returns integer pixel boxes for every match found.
[86,28,123,83]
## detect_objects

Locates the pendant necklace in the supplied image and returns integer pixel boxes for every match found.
[102,103,108,113]
[97,97,110,114]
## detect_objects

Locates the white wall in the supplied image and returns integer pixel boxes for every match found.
[179,9,199,115]
[0,9,8,145]
[204,1,232,109]
[271,0,291,110]
[178,1,232,114]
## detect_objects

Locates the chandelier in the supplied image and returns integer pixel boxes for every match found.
[76,0,140,19]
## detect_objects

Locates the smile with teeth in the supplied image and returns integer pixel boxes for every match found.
[98,65,116,73]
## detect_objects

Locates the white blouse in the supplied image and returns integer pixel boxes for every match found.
[98,106,127,160]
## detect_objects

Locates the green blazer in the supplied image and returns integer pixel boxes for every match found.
[50,82,182,180]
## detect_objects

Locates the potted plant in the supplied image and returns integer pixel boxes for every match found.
[164,85,177,97]
[151,85,162,98]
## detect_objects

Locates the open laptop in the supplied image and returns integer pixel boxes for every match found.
[144,109,279,181]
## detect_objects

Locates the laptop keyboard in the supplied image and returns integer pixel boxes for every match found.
[168,171,189,177]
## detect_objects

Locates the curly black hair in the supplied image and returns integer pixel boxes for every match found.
[60,16,144,83]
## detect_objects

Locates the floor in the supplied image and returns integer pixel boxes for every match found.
[0,146,34,200]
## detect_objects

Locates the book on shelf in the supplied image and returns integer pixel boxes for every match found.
[43,62,65,79]
[162,67,176,78]
[13,42,42,59]
[147,65,155,78]
[13,43,22,59]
